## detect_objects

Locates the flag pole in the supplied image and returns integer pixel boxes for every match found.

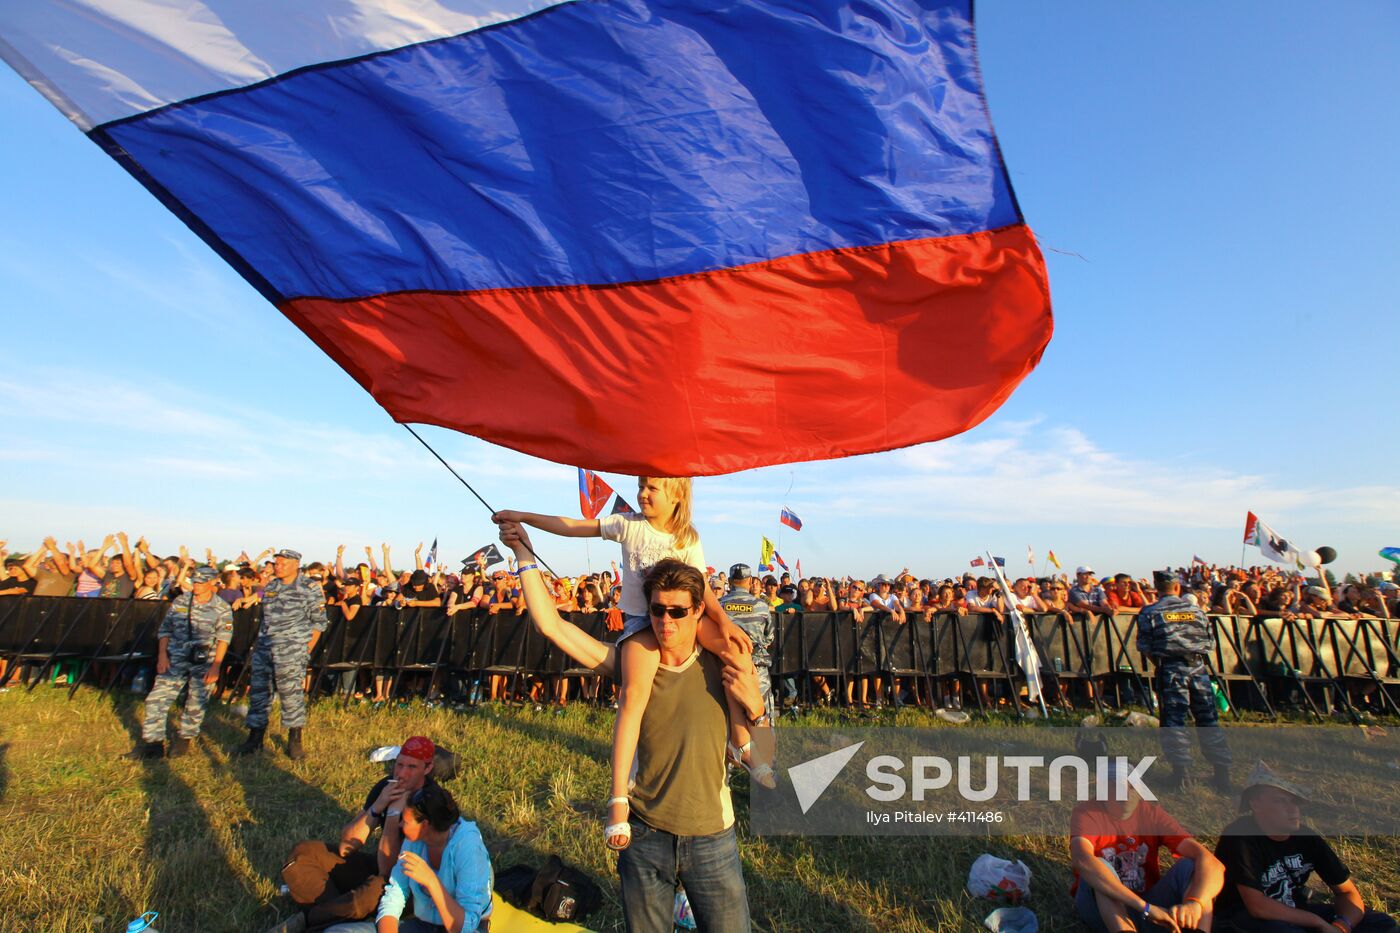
[585,538,592,575]
[988,551,1048,717]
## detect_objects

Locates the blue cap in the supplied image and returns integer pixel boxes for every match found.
[190,566,220,583]
[274,548,302,561]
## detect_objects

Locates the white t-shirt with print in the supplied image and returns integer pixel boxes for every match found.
[598,513,706,617]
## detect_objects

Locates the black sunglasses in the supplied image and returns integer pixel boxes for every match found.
[648,603,694,619]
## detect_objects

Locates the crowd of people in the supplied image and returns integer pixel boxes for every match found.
[3,535,1395,622]
[4,534,1396,720]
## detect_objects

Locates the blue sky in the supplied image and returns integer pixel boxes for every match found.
[2,1,1398,578]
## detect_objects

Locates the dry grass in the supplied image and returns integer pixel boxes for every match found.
[0,688,1396,932]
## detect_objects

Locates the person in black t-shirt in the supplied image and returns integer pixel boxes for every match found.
[336,736,440,877]
[1215,762,1396,933]
[395,569,441,608]
[0,557,38,596]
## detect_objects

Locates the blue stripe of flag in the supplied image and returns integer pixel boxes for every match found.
[98,0,1016,301]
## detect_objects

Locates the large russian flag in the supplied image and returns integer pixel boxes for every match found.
[2,0,1051,476]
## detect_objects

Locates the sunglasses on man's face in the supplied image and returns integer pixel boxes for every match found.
[649,603,694,619]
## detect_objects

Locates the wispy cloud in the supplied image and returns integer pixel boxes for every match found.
[3,363,1396,574]
[702,419,1399,531]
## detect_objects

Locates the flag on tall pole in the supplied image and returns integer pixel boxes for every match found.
[578,468,614,519]
[780,508,803,531]
[987,550,1045,710]
[1244,513,1304,569]
[760,536,776,572]
[773,551,790,572]
[1047,550,1062,570]
[1026,545,1035,568]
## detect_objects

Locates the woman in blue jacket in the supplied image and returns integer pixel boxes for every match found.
[375,783,492,933]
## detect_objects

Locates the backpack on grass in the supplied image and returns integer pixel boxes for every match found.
[497,855,602,924]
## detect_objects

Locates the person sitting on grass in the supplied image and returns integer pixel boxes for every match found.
[1069,760,1225,933]
[1213,762,1398,933]
[323,784,493,933]
[375,783,491,933]
[340,737,441,877]
[284,737,442,932]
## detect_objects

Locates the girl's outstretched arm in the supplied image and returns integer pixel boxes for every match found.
[493,511,601,538]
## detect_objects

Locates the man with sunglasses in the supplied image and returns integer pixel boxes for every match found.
[498,521,761,932]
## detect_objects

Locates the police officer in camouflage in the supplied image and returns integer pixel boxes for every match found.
[236,548,327,760]
[125,565,234,759]
[1137,571,1232,793]
[721,563,774,710]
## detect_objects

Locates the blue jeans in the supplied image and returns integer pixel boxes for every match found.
[618,819,750,933]
[1074,857,1196,933]
[620,612,650,641]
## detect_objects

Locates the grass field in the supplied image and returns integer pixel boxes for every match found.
[1,687,1397,933]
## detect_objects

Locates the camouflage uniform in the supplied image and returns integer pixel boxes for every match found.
[1137,593,1232,770]
[246,569,328,730]
[141,588,234,741]
[722,574,774,709]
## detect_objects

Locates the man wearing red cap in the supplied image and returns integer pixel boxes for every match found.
[280,737,441,930]
[339,736,439,877]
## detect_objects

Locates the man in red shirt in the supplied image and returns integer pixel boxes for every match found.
[1106,574,1148,615]
[1070,761,1224,932]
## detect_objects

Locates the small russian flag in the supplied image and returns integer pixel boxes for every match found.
[780,508,803,531]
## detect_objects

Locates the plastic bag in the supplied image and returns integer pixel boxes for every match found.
[967,854,1031,903]
[674,886,696,930]
[984,906,1038,933]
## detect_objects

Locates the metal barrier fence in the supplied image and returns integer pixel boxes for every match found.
[1,597,1397,717]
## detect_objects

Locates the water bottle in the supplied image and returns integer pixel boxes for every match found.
[126,911,159,932]
[1212,680,1230,713]
[131,669,149,694]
